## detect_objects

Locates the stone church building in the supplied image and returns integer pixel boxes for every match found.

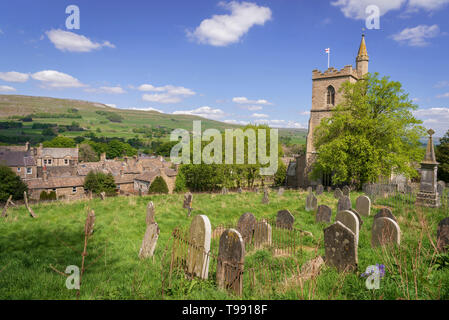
[288,35,369,188]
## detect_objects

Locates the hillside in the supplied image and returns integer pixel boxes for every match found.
[0,94,307,146]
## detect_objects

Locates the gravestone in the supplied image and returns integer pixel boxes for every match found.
[237,187,243,194]
[342,186,350,196]
[336,210,360,245]
[278,187,285,196]
[254,220,272,248]
[100,192,106,201]
[437,181,445,196]
[349,209,363,228]
[316,205,332,223]
[324,221,357,272]
[276,209,295,229]
[334,188,343,199]
[222,187,228,195]
[337,195,352,212]
[84,210,95,236]
[355,195,371,217]
[307,186,313,194]
[236,212,257,244]
[327,186,332,193]
[187,215,212,279]
[316,185,324,196]
[145,201,155,225]
[216,229,245,296]
[305,193,317,212]
[371,217,401,248]
[374,208,397,223]
[437,217,449,253]
[183,192,193,216]
[262,189,269,204]
[139,223,160,259]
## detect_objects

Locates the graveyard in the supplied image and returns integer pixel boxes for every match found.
[1,187,448,300]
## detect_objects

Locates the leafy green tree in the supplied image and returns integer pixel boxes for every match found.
[42,127,57,137]
[436,129,449,183]
[148,176,169,194]
[83,171,116,195]
[274,161,287,186]
[173,170,187,192]
[0,165,28,202]
[43,136,76,148]
[106,140,137,159]
[311,73,425,188]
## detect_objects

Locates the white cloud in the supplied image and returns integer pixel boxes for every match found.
[435,81,449,88]
[331,0,406,20]
[253,119,306,128]
[173,106,226,120]
[232,96,272,105]
[31,70,85,88]
[85,86,126,94]
[300,110,310,116]
[46,29,115,53]
[187,1,272,46]
[251,113,269,118]
[413,107,449,136]
[0,71,29,83]
[436,92,449,98]
[391,24,441,47]
[0,85,16,92]
[224,119,250,125]
[139,84,196,104]
[408,0,449,11]
[129,107,165,113]
[105,104,117,108]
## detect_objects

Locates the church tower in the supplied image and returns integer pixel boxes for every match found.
[297,35,369,187]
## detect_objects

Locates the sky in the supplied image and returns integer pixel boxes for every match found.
[0,0,449,135]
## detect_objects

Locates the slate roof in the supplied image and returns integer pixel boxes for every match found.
[0,150,36,167]
[134,170,160,183]
[26,176,85,189]
[41,148,78,158]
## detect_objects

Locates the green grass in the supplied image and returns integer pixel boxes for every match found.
[0,190,448,300]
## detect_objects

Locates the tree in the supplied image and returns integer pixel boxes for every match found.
[274,160,287,186]
[436,129,449,183]
[173,170,187,193]
[79,143,98,162]
[83,171,116,195]
[0,165,28,202]
[311,73,425,189]
[148,176,169,194]
[43,136,76,148]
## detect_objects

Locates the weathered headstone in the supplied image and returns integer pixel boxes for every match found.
[327,186,332,193]
[374,208,397,223]
[254,220,272,248]
[336,210,360,245]
[237,187,243,194]
[186,215,212,279]
[337,195,351,212]
[84,209,95,236]
[371,217,401,248]
[216,229,245,296]
[306,193,318,212]
[334,188,343,199]
[316,205,332,223]
[437,217,449,253]
[183,192,193,216]
[278,187,285,196]
[262,189,269,204]
[307,186,313,194]
[437,181,445,196]
[349,208,363,228]
[139,223,160,259]
[236,212,257,244]
[100,192,106,201]
[145,201,155,225]
[222,187,228,195]
[342,186,350,196]
[355,195,371,217]
[276,209,295,229]
[316,184,324,195]
[324,221,357,272]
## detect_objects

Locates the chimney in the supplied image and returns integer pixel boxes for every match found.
[71,163,77,176]
[25,141,30,152]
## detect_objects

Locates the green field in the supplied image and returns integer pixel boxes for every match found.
[1,190,448,300]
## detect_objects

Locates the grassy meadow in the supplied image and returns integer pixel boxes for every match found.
[0,189,448,300]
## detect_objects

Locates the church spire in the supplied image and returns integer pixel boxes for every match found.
[356,34,369,78]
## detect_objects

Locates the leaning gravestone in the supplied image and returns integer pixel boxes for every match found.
[262,189,269,204]
[236,212,257,244]
[342,186,350,197]
[276,209,295,229]
[146,201,155,225]
[316,205,332,223]
[324,221,357,272]
[216,229,245,296]
[337,195,352,212]
[316,185,324,196]
[100,192,106,201]
[437,217,449,253]
[371,217,401,248]
[349,209,363,228]
[278,187,284,196]
[356,195,371,217]
[306,193,318,212]
[187,215,212,279]
[183,192,193,216]
[374,208,397,223]
[336,210,360,245]
[334,188,343,199]
[254,220,272,248]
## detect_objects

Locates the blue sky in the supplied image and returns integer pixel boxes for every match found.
[0,0,449,135]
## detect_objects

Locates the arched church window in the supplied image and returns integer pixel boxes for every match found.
[327,86,335,106]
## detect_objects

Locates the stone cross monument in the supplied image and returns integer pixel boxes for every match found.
[415,129,440,208]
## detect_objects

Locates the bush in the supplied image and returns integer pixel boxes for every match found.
[39,190,56,201]
[148,176,169,194]
[174,171,187,193]
[0,165,28,202]
[83,171,116,195]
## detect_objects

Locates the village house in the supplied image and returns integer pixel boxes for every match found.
[0,143,37,180]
